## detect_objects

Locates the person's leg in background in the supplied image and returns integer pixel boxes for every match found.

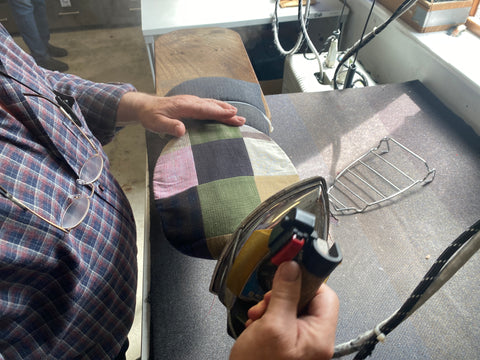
[31,0,68,59]
[7,0,69,71]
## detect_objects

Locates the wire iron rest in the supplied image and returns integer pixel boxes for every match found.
[327,137,436,214]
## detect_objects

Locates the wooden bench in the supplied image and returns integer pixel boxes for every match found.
[154,27,270,119]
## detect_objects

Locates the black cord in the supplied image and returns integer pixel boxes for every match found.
[353,219,480,359]
[333,0,417,89]
[314,0,348,56]
[354,0,376,66]
[336,0,348,31]
[343,0,375,89]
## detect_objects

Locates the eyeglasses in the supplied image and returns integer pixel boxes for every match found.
[0,91,104,233]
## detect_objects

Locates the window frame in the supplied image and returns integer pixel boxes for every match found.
[467,0,480,36]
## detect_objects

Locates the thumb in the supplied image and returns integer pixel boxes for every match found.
[265,261,302,323]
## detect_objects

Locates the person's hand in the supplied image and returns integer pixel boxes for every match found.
[230,261,339,360]
[117,92,246,137]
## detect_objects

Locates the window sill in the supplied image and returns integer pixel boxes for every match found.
[351,0,480,134]
[363,1,478,89]
[367,1,480,88]
[412,27,480,87]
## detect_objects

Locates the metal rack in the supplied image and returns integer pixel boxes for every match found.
[327,137,436,214]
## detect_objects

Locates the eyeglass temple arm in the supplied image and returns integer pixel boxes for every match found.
[0,184,30,211]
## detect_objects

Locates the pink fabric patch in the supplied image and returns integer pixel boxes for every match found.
[153,146,198,199]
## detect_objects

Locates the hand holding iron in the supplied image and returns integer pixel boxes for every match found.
[229,261,339,360]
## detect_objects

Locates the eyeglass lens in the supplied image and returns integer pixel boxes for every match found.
[61,154,103,229]
[62,196,90,229]
[1,75,105,231]
[78,154,103,185]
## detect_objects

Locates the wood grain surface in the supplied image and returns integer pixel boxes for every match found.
[154,27,270,118]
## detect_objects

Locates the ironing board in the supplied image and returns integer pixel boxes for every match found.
[154,27,270,119]
[147,27,479,360]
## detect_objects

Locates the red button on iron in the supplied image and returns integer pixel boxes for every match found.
[271,234,305,266]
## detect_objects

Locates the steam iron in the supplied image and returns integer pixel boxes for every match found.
[210,176,343,338]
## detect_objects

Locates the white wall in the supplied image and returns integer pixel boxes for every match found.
[342,0,480,135]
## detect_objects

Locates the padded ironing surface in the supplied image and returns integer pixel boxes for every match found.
[147,81,479,359]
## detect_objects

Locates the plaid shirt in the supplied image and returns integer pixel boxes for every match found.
[0,25,138,359]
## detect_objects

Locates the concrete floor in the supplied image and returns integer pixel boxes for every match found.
[14,26,153,360]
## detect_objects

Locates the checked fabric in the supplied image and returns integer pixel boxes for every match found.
[153,120,299,259]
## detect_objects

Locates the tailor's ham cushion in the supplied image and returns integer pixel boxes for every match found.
[152,77,299,259]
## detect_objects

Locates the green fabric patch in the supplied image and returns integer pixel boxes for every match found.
[198,176,260,238]
[188,122,242,145]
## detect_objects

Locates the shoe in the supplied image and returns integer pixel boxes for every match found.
[36,57,69,72]
[47,43,68,58]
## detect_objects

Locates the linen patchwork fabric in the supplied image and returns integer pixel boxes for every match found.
[153,122,299,259]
